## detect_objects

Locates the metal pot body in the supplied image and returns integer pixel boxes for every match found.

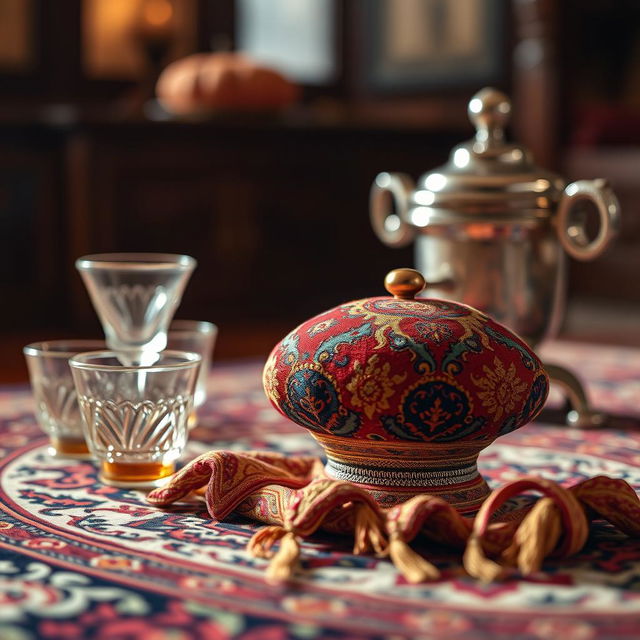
[370,88,620,349]
[370,168,619,348]
[414,220,565,347]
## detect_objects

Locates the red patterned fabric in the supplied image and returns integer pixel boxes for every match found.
[263,296,549,511]
[264,297,548,444]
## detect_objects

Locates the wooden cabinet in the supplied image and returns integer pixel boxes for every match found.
[0,127,67,330]
[2,113,636,354]
[64,118,460,336]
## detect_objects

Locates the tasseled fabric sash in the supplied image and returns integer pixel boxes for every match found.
[147,451,640,584]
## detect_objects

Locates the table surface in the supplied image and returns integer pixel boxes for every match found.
[1,341,640,640]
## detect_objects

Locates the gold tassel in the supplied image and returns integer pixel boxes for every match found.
[463,534,506,583]
[265,531,300,584]
[388,533,440,583]
[502,497,562,575]
[353,503,388,555]
[247,525,287,559]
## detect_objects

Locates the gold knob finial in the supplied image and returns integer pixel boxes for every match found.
[384,268,426,300]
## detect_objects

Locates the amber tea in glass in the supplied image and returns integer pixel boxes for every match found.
[70,350,200,488]
[24,340,105,458]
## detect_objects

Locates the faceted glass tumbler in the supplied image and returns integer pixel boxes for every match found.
[75,253,196,364]
[167,320,218,409]
[70,350,201,488]
[23,340,106,458]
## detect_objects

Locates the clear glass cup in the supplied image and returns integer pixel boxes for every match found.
[75,253,196,365]
[23,340,106,458]
[69,350,201,488]
[167,320,218,410]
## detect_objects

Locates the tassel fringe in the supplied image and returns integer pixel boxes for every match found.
[502,497,562,575]
[247,526,300,583]
[388,534,440,583]
[463,534,506,583]
[353,503,388,555]
[149,452,640,585]
[265,531,300,584]
[247,525,288,559]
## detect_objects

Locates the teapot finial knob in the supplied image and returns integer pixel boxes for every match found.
[468,87,511,146]
[384,268,426,300]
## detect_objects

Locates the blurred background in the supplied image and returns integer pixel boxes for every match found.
[1,0,639,381]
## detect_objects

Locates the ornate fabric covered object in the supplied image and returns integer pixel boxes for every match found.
[263,269,549,512]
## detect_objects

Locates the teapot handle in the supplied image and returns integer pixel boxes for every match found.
[557,179,621,261]
[370,172,416,248]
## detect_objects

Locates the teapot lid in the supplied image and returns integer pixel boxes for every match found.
[412,88,565,222]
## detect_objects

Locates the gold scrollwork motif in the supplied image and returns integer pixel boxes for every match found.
[471,356,528,422]
[263,349,281,403]
[343,299,492,351]
[346,354,407,420]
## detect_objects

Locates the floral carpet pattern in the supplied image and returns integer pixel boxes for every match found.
[1,343,640,640]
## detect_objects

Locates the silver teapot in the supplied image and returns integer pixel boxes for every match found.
[370,87,621,427]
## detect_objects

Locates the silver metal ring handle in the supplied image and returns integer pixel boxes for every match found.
[557,179,621,261]
[370,172,416,248]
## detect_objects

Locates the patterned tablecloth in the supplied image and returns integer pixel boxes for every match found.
[1,341,640,640]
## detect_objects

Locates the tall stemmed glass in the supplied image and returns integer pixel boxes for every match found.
[76,253,196,365]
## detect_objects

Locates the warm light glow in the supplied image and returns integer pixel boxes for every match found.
[83,0,195,79]
[466,223,496,240]
[453,148,470,168]
[468,98,482,114]
[376,172,391,189]
[142,0,174,27]
[414,190,435,206]
[411,207,432,227]
[424,173,447,192]
[384,215,401,233]
[533,179,550,193]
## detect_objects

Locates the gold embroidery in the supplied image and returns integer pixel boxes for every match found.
[346,354,407,420]
[308,318,336,337]
[471,356,528,422]
[263,349,281,402]
[342,298,491,350]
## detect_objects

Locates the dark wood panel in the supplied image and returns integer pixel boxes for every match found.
[0,130,68,329]
[65,121,455,334]
[565,148,640,304]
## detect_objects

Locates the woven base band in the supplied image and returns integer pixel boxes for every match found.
[325,458,479,487]
[311,432,491,511]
